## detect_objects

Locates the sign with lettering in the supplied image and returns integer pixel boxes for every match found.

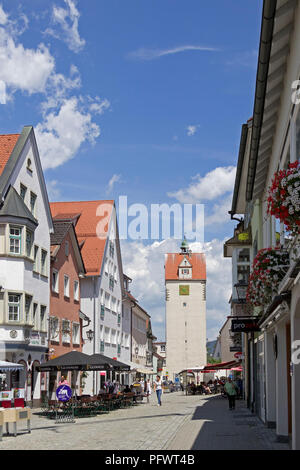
[231,319,260,333]
[56,385,72,402]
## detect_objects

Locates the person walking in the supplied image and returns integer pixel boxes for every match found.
[153,375,163,406]
[224,377,238,410]
[145,379,152,403]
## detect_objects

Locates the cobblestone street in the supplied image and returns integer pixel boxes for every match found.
[0,392,290,450]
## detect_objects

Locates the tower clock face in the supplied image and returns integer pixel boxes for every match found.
[179,285,190,295]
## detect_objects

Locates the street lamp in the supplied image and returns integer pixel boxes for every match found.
[234,280,248,303]
[86,329,94,342]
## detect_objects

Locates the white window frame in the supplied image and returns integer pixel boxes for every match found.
[41,249,48,276]
[9,225,22,255]
[30,191,37,216]
[52,269,59,293]
[8,294,21,322]
[62,319,71,343]
[40,305,47,332]
[72,322,80,345]
[64,275,70,298]
[74,280,79,301]
[20,183,27,202]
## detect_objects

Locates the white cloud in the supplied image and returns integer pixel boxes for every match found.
[186,125,199,136]
[0,4,109,170]
[168,166,236,204]
[35,97,100,170]
[45,0,85,53]
[0,80,6,104]
[204,193,233,227]
[89,98,111,115]
[121,237,231,342]
[0,5,8,25]
[127,45,219,61]
[0,28,55,101]
[106,174,121,194]
[46,180,61,201]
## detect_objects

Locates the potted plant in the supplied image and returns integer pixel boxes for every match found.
[267,160,300,234]
[246,247,289,307]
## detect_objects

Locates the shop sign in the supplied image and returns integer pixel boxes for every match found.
[238,232,249,241]
[56,384,72,402]
[30,331,40,345]
[230,346,241,352]
[231,319,260,333]
[234,352,243,359]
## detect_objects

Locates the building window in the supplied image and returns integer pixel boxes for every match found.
[27,158,32,171]
[50,317,59,340]
[65,241,69,257]
[64,275,70,297]
[25,295,32,324]
[109,241,114,258]
[104,327,110,344]
[9,226,21,254]
[8,294,20,322]
[72,323,80,345]
[40,305,46,331]
[52,270,59,293]
[41,249,47,276]
[62,319,70,343]
[30,192,37,216]
[74,280,79,301]
[161,345,166,352]
[33,303,38,330]
[109,275,114,290]
[26,229,33,258]
[111,329,117,345]
[20,184,27,201]
[100,304,105,320]
[33,245,39,271]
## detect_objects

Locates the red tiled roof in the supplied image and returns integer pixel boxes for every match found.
[50,200,114,276]
[0,134,20,176]
[165,253,206,280]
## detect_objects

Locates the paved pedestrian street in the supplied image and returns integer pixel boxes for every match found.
[0,393,290,450]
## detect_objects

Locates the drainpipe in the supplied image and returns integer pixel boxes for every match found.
[93,276,96,395]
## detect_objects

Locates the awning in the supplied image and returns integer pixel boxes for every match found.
[35,351,131,372]
[0,361,24,372]
[36,351,93,372]
[202,360,241,371]
[88,354,130,371]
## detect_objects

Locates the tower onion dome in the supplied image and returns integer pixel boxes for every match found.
[180,236,190,254]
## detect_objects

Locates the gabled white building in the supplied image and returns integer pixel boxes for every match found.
[0,126,53,405]
[50,200,130,393]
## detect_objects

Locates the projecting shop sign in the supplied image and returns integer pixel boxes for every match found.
[231,319,260,333]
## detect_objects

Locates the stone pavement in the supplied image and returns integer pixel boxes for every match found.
[0,392,290,450]
[167,394,290,450]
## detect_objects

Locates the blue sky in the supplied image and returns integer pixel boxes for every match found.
[0,0,262,342]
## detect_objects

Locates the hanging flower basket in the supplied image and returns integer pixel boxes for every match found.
[267,161,300,234]
[246,247,289,307]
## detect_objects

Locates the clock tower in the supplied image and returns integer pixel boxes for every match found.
[165,239,207,380]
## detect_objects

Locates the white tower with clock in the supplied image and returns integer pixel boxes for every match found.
[165,238,207,380]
